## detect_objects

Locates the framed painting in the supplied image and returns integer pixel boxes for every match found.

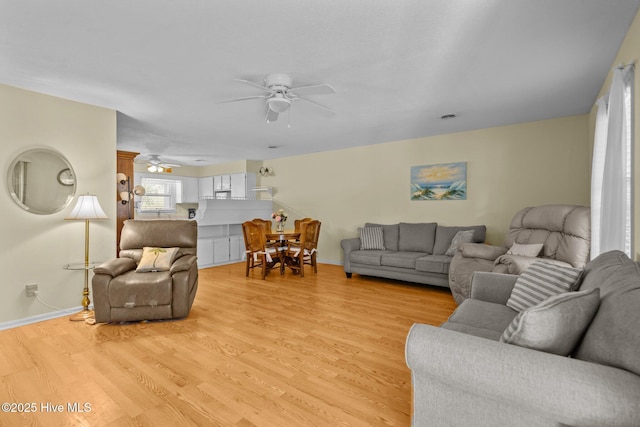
[411,162,467,200]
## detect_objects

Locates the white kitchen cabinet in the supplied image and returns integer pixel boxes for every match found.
[213,237,230,264]
[230,234,244,261]
[198,176,214,199]
[197,238,214,267]
[195,201,270,268]
[180,176,199,203]
[230,173,246,199]
[214,174,231,191]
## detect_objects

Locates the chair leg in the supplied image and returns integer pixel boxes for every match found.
[299,253,304,277]
[261,254,267,280]
[245,256,251,276]
[312,253,317,273]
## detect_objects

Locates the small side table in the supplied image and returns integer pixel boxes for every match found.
[64,261,102,322]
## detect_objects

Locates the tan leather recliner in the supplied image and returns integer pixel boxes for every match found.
[448,205,590,304]
[92,220,198,323]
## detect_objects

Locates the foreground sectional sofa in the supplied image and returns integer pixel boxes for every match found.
[406,250,640,426]
[341,222,486,288]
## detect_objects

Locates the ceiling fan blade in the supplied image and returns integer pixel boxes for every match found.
[266,108,279,123]
[233,79,273,93]
[219,95,269,104]
[289,84,336,96]
[295,97,335,115]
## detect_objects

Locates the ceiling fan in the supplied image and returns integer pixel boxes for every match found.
[222,74,336,124]
[137,154,181,173]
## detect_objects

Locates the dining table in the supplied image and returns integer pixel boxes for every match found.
[265,231,301,273]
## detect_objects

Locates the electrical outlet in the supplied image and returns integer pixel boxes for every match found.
[25,284,38,297]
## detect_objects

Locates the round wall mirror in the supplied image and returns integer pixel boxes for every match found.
[7,148,77,215]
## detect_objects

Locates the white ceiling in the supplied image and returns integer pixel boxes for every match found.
[2,1,639,166]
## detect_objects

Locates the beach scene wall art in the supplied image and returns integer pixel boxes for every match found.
[411,162,467,200]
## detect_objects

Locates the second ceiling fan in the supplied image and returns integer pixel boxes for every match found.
[223,74,336,124]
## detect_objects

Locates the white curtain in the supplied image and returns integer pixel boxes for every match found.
[591,65,634,259]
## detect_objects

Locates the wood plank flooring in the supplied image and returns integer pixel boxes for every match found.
[0,263,456,426]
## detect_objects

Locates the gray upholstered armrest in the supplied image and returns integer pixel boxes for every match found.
[341,237,361,253]
[93,258,136,277]
[470,271,518,304]
[341,237,361,273]
[170,254,197,274]
[460,243,507,261]
[406,324,640,427]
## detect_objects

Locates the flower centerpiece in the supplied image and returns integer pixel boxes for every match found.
[271,209,288,232]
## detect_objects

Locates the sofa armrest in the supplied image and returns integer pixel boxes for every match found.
[93,258,136,277]
[340,237,361,273]
[470,271,518,304]
[170,254,197,274]
[460,243,507,261]
[406,324,640,427]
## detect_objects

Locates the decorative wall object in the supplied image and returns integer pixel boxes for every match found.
[411,162,467,200]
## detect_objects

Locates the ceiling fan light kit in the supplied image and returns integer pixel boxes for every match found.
[267,95,291,113]
[142,154,181,173]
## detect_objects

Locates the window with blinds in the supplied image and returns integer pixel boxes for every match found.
[138,177,182,213]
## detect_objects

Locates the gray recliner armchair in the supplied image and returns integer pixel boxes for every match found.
[92,220,198,323]
[448,205,590,304]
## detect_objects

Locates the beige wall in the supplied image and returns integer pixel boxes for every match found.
[590,9,640,261]
[0,84,116,324]
[259,114,591,264]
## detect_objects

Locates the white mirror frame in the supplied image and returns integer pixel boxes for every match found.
[7,147,77,215]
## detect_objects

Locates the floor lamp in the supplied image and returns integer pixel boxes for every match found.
[65,194,108,321]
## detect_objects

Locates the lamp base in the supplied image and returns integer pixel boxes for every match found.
[69,308,94,322]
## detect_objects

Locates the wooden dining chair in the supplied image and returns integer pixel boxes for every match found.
[242,220,281,279]
[294,218,312,232]
[251,218,272,234]
[284,219,321,277]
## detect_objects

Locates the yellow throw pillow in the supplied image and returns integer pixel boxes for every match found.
[136,247,179,272]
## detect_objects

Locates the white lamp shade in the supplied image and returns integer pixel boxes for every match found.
[65,194,108,220]
[116,172,127,183]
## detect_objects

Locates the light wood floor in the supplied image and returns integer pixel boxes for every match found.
[0,263,456,426]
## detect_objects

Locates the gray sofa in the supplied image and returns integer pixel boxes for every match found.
[341,222,486,287]
[405,250,640,426]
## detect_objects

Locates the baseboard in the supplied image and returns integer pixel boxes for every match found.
[0,306,83,331]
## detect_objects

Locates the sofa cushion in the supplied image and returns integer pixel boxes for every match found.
[349,250,386,266]
[506,261,583,312]
[578,250,629,292]
[380,252,425,269]
[398,222,437,253]
[433,225,487,255]
[365,223,399,251]
[445,230,475,256]
[415,255,452,274]
[440,321,503,341]
[447,299,518,334]
[506,242,544,257]
[500,288,600,356]
[358,226,385,250]
[574,252,640,375]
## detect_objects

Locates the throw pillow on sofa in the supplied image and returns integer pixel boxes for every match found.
[444,230,475,256]
[358,226,385,250]
[501,288,600,356]
[506,261,584,312]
